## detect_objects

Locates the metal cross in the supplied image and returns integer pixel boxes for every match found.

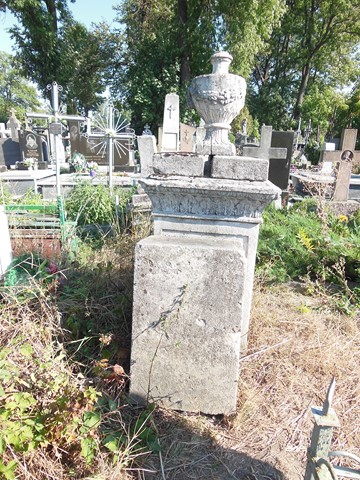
[84,101,135,190]
[26,81,86,198]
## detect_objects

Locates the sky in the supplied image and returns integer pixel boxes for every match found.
[0,0,119,54]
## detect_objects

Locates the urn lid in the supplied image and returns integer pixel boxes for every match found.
[210,51,233,74]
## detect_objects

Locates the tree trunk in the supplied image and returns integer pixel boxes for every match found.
[293,62,310,120]
[178,0,191,87]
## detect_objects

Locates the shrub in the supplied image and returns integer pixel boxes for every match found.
[65,182,134,227]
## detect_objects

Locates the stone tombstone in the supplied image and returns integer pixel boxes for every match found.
[18,129,48,163]
[242,125,287,162]
[0,206,12,277]
[269,130,295,191]
[6,109,21,140]
[137,134,157,176]
[180,123,196,152]
[0,138,21,169]
[68,120,127,167]
[161,93,180,152]
[130,52,280,415]
[322,129,360,202]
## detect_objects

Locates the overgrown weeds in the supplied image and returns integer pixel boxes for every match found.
[257,199,360,314]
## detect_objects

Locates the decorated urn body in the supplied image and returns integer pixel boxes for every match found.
[188,51,246,155]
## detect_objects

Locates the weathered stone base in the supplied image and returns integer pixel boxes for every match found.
[130,235,245,414]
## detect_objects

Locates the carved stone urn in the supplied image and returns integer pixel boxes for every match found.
[188,51,246,155]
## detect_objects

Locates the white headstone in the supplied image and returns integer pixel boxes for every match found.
[0,206,13,277]
[161,94,179,152]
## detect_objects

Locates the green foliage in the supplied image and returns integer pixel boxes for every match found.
[257,200,360,312]
[249,0,360,132]
[65,182,134,227]
[109,0,286,132]
[3,1,108,113]
[0,51,40,123]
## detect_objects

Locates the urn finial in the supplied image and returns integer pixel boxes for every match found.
[188,51,246,156]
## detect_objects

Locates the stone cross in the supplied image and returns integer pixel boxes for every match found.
[242,125,287,161]
[161,93,180,152]
[7,109,21,140]
[322,129,360,202]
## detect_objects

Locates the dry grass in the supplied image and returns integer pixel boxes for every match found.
[1,229,359,479]
[139,281,360,480]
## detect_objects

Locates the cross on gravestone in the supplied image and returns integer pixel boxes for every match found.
[167,104,176,119]
[180,123,196,153]
[7,109,21,140]
[242,125,287,161]
[322,129,360,202]
[161,94,180,152]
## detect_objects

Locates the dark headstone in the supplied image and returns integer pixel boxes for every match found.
[18,130,49,163]
[0,138,21,168]
[270,131,295,190]
[68,120,128,167]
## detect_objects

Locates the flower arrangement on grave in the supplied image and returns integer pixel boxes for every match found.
[69,152,86,173]
[23,157,38,170]
[86,161,99,177]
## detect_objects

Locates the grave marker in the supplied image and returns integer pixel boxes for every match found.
[7,109,21,140]
[242,125,287,161]
[161,94,179,152]
[321,129,360,202]
[180,123,196,152]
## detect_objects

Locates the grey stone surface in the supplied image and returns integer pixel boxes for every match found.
[130,234,245,414]
[140,176,280,219]
[137,135,157,177]
[152,153,206,177]
[211,155,269,181]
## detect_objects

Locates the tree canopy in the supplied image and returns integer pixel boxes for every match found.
[0,51,41,123]
[1,0,359,141]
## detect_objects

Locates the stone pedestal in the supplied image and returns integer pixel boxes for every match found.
[130,154,280,414]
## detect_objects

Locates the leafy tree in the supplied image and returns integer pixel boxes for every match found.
[1,0,109,114]
[0,51,41,123]
[249,0,360,134]
[109,0,286,133]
